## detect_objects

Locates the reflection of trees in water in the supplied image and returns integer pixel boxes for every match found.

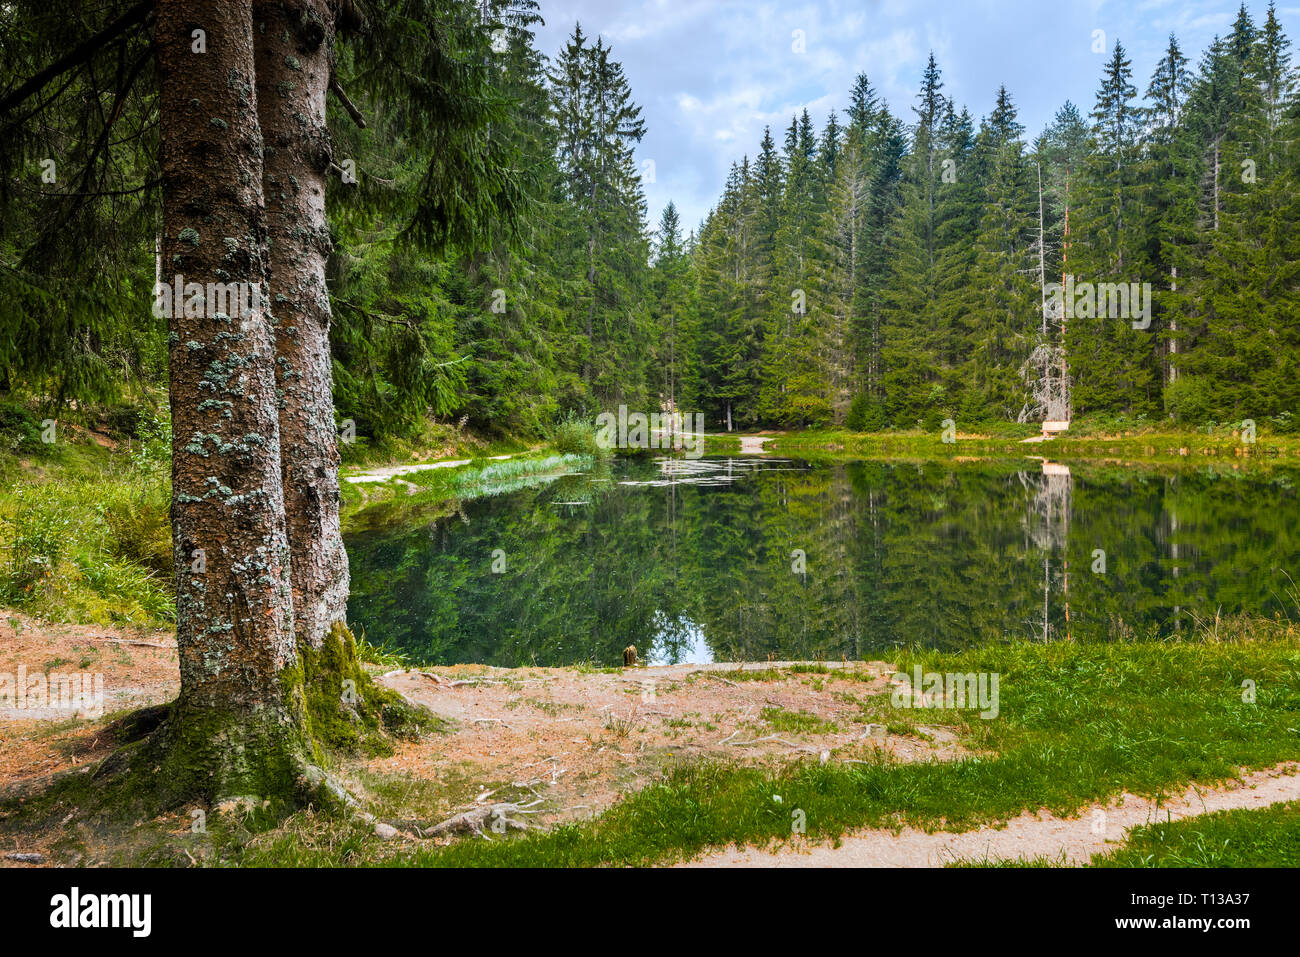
[344,459,1300,665]
[1017,463,1073,641]
[1018,464,1072,552]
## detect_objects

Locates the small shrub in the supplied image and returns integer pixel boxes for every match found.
[101,480,171,577]
[846,393,885,432]
[130,406,172,476]
[1271,411,1298,435]
[79,557,174,624]
[551,411,602,456]
[0,398,43,454]
[921,408,948,433]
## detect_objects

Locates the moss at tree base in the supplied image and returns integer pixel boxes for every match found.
[298,621,440,756]
[55,622,437,822]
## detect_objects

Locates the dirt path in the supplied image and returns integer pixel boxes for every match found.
[682,762,1300,868]
[0,614,179,789]
[344,453,516,485]
[738,435,771,454]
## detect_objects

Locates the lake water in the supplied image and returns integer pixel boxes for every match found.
[344,456,1300,666]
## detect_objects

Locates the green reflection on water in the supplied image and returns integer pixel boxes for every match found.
[344,457,1300,667]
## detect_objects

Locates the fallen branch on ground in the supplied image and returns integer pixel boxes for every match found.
[727,734,820,753]
[471,717,515,730]
[88,637,174,649]
[414,800,544,838]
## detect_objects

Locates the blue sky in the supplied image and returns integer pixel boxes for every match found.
[531,0,1300,233]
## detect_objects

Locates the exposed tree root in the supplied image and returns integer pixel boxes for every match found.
[389,800,545,839]
[3,623,440,837]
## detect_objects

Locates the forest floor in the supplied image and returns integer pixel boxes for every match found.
[367,659,972,829]
[0,614,970,863]
[2,612,1299,868]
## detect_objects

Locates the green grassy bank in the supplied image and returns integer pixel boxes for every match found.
[214,626,1300,867]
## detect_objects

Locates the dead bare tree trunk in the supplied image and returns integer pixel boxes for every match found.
[1169,265,1178,386]
[1037,161,1048,338]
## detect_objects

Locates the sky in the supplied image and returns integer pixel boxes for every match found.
[530,0,1300,233]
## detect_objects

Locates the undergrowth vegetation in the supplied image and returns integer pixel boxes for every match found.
[0,404,173,626]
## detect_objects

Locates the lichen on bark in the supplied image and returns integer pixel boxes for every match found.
[117,0,320,814]
[254,0,351,662]
[76,0,424,820]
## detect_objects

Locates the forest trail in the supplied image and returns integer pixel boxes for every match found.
[681,762,1300,868]
[344,454,517,485]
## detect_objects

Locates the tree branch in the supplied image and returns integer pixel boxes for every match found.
[0,0,152,118]
[333,298,414,328]
[16,177,160,199]
[329,75,367,129]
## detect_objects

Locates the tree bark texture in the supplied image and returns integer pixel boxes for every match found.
[155,0,308,794]
[253,0,350,651]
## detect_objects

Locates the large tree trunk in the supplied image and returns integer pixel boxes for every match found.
[153,0,313,802]
[252,0,349,652]
[245,1,415,758]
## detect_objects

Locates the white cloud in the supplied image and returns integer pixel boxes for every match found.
[534,0,1300,229]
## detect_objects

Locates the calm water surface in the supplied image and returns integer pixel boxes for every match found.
[344,456,1300,666]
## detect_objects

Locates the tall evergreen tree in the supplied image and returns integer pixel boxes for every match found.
[549,24,651,412]
[1067,40,1159,415]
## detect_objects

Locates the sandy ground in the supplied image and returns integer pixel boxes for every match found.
[2,616,1296,868]
[0,616,963,830]
[683,763,1300,867]
[371,660,968,827]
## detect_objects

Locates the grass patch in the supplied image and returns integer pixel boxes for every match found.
[217,629,1300,867]
[353,626,411,669]
[768,425,1300,466]
[0,438,173,628]
[946,852,1071,867]
[706,668,787,683]
[1092,800,1300,867]
[949,800,1300,868]
[336,417,529,469]
[701,433,742,455]
[760,706,838,735]
[448,454,593,498]
[341,452,595,515]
